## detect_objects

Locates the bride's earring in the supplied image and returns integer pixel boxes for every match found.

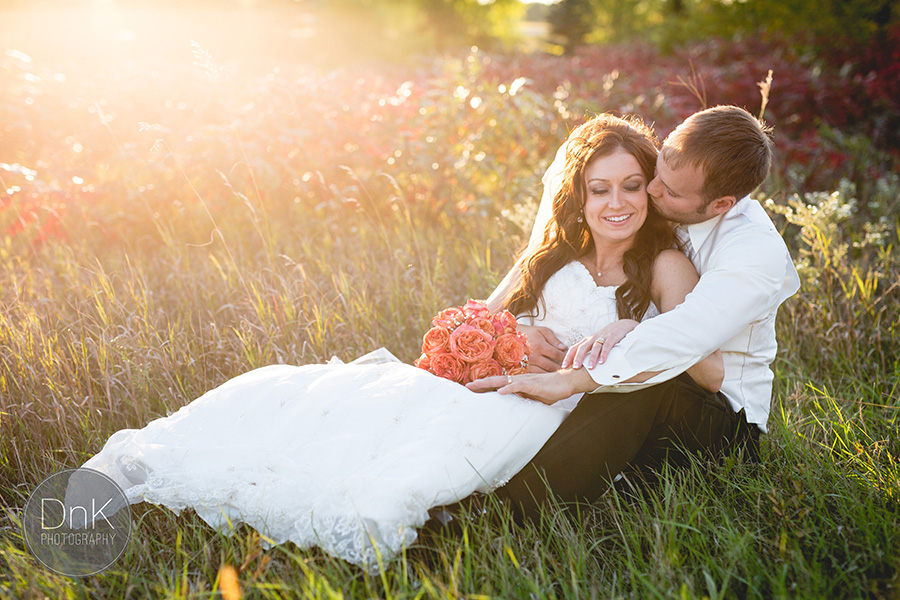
[577,215,584,223]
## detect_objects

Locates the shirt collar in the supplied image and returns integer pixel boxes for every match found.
[685,195,750,252]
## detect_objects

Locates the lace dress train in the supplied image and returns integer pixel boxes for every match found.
[81,351,567,566]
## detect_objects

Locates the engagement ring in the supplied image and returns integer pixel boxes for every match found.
[507,375,513,385]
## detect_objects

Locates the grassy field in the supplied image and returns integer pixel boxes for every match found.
[2,7,900,598]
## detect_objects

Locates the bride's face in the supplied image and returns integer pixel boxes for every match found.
[581,149,649,245]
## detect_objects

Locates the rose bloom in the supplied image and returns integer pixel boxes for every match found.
[432,306,466,329]
[463,299,490,319]
[515,330,531,353]
[495,310,519,335]
[506,365,527,376]
[494,332,528,367]
[468,316,496,337]
[449,324,496,363]
[422,326,451,356]
[468,358,503,380]
[414,354,431,370]
[429,352,468,383]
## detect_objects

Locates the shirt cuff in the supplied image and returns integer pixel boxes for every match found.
[584,352,641,392]
[584,353,695,393]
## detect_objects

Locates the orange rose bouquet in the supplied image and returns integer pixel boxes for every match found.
[414,299,530,384]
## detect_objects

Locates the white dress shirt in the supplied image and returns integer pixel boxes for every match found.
[492,142,801,432]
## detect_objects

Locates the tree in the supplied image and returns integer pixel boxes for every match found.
[550,0,597,52]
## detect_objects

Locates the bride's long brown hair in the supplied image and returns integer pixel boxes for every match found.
[504,113,679,321]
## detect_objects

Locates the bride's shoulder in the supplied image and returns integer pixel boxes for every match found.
[652,248,694,273]
[650,249,699,298]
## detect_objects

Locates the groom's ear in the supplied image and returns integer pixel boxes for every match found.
[707,195,737,216]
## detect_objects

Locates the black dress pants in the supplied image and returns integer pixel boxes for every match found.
[459,373,758,525]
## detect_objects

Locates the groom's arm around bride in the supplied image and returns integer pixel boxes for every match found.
[468,105,801,523]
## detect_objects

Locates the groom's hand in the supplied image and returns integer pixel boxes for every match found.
[466,368,596,405]
[561,319,639,370]
[518,324,567,373]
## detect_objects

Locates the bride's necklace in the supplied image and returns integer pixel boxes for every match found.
[583,255,626,284]
[581,252,627,286]
[579,257,607,284]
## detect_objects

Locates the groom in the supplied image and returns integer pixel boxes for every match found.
[462,105,801,522]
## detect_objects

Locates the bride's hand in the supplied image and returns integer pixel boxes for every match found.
[561,319,639,370]
[466,369,593,405]
[517,324,567,373]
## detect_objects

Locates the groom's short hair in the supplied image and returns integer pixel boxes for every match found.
[661,105,775,204]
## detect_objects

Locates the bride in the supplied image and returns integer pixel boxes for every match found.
[78,113,723,568]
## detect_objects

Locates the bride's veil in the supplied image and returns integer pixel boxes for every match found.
[486,141,567,308]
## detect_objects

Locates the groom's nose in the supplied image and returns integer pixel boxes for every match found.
[647,175,662,198]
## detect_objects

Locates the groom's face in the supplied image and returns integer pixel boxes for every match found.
[647,152,715,225]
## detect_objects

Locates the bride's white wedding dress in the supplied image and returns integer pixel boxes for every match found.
[81,261,647,567]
